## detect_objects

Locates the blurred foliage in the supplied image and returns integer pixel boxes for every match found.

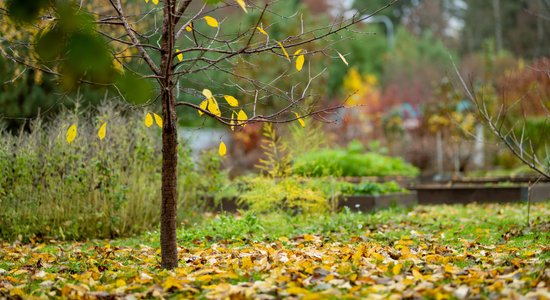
[461,0,550,58]
[287,121,328,156]
[342,67,380,106]
[0,51,114,132]
[7,1,117,88]
[494,57,550,117]
[424,79,476,139]
[328,25,388,98]
[5,0,50,24]
[293,140,419,177]
[381,28,457,108]
[352,0,415,27]
[0,0,155,130]
[354,0,550,59]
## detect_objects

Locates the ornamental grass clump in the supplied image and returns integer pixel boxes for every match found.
[0,102,215,241]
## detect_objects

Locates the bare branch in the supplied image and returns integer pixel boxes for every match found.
[110,0,160,75]
[175,3,206,40]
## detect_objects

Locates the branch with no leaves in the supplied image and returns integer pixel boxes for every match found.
[109,0,161,75]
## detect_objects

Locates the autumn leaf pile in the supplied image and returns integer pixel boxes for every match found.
[1,203,549,299]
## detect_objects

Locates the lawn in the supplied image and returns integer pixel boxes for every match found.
[1,202,549,299]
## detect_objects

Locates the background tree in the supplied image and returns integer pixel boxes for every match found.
[461,0,550,58]
[454,0,550,180]
[1,0,395,269]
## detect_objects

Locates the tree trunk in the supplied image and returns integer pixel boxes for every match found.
[160,0,178,270]
[492,0,502,53]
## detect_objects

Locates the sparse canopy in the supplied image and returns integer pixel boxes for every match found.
[1,0,396,269]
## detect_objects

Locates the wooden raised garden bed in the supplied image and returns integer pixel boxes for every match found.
[208,177,550,213]
[411,181,550,204]
[340,176,417,188]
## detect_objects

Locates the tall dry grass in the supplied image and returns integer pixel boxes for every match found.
[0,102,216,241]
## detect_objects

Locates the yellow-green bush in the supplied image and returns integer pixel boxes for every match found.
[237,176,331,214]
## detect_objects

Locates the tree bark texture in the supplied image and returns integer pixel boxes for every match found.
[160,0,178,270]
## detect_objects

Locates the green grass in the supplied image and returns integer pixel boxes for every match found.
[103,202,550,254]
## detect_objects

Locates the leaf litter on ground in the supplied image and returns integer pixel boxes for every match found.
[1,202,549,299]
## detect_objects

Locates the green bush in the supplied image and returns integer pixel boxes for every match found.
[292,142,419,177]
[340,181,407,196]
[0,102,224,241]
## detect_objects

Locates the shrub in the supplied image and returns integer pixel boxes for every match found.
[292,142,419,177]
[233,175,406,215]
[236,176,331,214]
[340,181,407,196]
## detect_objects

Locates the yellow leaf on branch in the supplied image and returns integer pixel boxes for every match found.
[207,98,221,117]
[185,23,193,32]
[236,0,248,13]
[152,0,158,5]
[204,16,219,28]
[218,141,227,156]
[198,100,208,116]
[176,49,183,62]
[153,113,163,128]
[202,89,213,99]
[66,124,77,144]
[223,95,239,107]
[145,113,153,127]
[257,26,268,36]
[277,41,290,62]
[237,109,248,126]
[230,116,235,131]
[293,112,305,127]
[97,122,107,140]
[112,59,124,73]
[295,54,305,71]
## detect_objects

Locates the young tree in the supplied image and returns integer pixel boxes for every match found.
[1,0,395,269]
[455,61,550,180]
